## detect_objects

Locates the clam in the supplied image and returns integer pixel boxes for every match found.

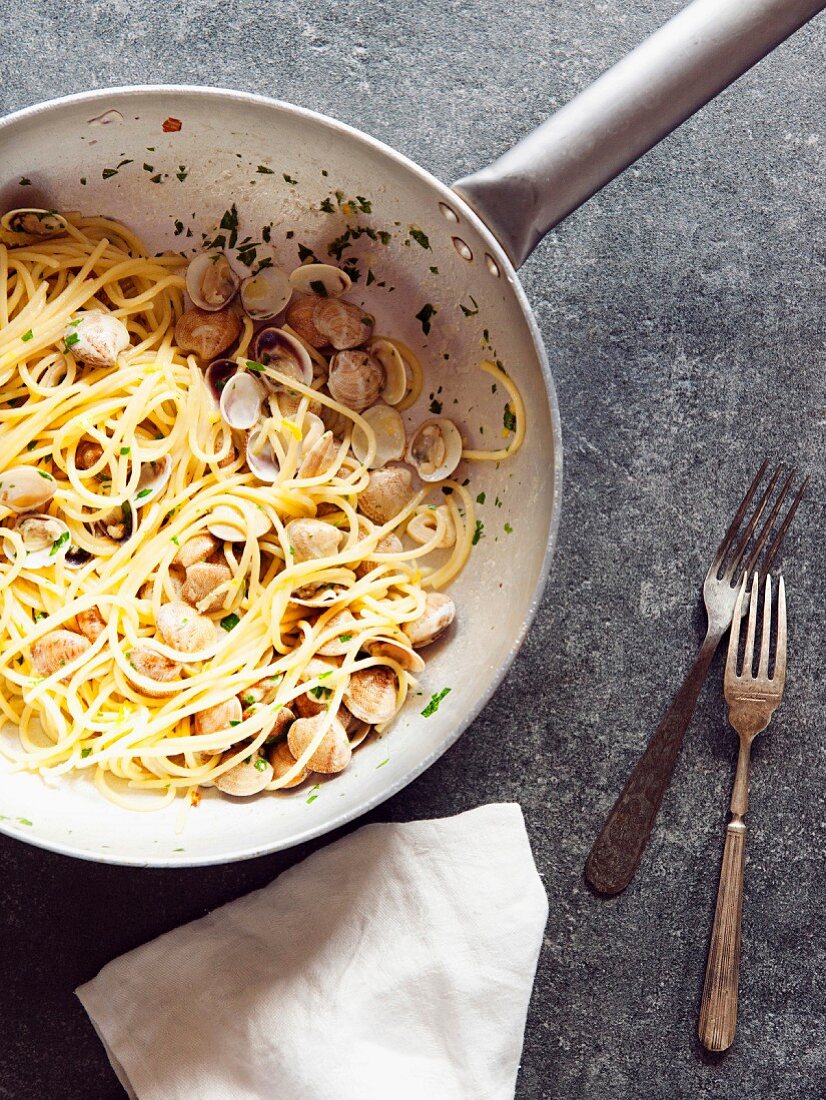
[285,518,343,564]
[134,455,172,508]
[354,531,404,578]
[342,706,372,748]
[402,592,456,648]
[289,263,351,299]
[245,427,281,483]
[301,413,326,453]
[291,583,348,608]
[31,630,90,679]
[172,533,219,570]
[1,208,68,239]
[358,466,415,525]
[6,514,71,568]
[219,371,265,430]
[156,601,216,654]
[125,644,182,695]
[269,740,310,787]
[186,252,239,311]
[314,299,374,350]
[75,440,104,471]
[351,403,406,469]
[320,404,355,440]
[327,350,385,412]
[407,505,455,548]
[285,296,327,348]
[64,310,130,368]
[181,562,232,612]
[207,501,272,542]
[93,502,134,544]
[370,339,409,405]
[266,705,296,739]
[65,547,93,568]
[0,466,56,514]
[175,306,241,360]
[252,327,312,387]
[287,712,351,774]
[240,265,292,320]
[343,666,399,725]
[317,609,359,656]
[215,751,273,796]
[406,418,463,482]
[194,697,243,737]
[76,607,106,643]
[297,430,338,479]
[204,358,238,405]
[366,637,426,674]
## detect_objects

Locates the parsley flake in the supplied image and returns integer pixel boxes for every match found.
[21,330,33,342]
[472,520,485,546]
[422,687,451,717]
[409,226,430,249]
[220,613,240,632]
[415,303,436,335]
[503,404,517,432]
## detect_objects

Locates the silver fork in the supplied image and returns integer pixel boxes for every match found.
[585,461,806,896]
[698,572,787,1051]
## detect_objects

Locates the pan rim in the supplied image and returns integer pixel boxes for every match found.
[0,84,563,866]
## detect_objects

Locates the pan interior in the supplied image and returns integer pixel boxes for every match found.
[0,88,559,864]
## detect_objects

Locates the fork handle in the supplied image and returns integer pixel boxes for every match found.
[585,628,722,894]
[699,818,747,1051]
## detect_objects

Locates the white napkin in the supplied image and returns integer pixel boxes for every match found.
[77,803,548,1100]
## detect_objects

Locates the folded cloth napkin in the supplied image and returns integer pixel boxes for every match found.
[77,802,548,1100]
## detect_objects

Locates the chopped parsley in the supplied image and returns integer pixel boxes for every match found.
[21,330,33,342]
[415,303,436,335]
[19,177,31,186]
[504,522,513,534]
[49,531,70,557]
[429,398,442,415]
[503,404,517,432]
[136,488,152,500]
[245,360,265,373]
[306,783,321,804]
[254,757,268,772]
[409,226,430,249]
[220,613,240,632]
[120,446,130,455]
[174,219,185,236]
[80,747,92,758]
[229,719,242,727]
[366,269,376,286]
[34,611,47,622]
[37,470,53,480]
[176,166,188,182]
[472,520,485,546]
[309,279,329,297]
[460,295,479,317]
[319,197,335,213]
[309,685,333,700]
[102,168,119,179]
[64,331,80,350]
[143,163,154,172]
[422,687,451,717]
[376,758,390,769]
[257,165,274,174]
[283,173,298,185]
[338,633,353,642]
[476,492,486,505]
[297,243,316,262]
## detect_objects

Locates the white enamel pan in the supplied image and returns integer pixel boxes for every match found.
[0,0,821,864]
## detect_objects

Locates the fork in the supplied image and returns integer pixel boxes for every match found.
[585,461,806,896]
[698,573,787,1051]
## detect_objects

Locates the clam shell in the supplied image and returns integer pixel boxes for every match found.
[269,740,310,788]
[194,697,243,737]
[253,327,312,387]
[32,630,90,679]
[64,310,130,368]
[240,266,292,320]
[301,413,326,454]
[314,299,374,350]
[219,371,265,430]
[204,358,238,406]
[297,429,338,478]
[245,427,281,483]
[288,263,351,299]
[358,466,415,524]
[287,713,351,774]
[181,561,233,612]
[207,501,272,542]
[285,517,343,563]
[285,297,327,349]
[291,583,348,607]
[327,350,385,412]
[1,208,68,239]
[351,403,406,469]
[156,601,216,654]
[134,455,172,508]
[370,339,409,405]
[186,252,239,312]
[125,644,182,696]
[366,637,426,673]
[175,306,241,360]
[0,466,56,513]
[215,752,273,796]
[402,592,456,648]
[343,666,399,724]
[76,607,106,642]
[4,513,71,569]
[173,533,220,569]
[405,418,463,482]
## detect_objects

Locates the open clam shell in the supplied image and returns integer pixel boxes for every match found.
[240,266,292,320]
[204,358,238,405]
[134,455,172,508]
[186,252,240,312]
[252,327,313,387]
[351,403,406,469]
[207,501,272,542]
[288,263,351,299]
[245,427,281,483]
[0,466,57,514]
[93,501,135,544]
[3,513,71,568]
[219,371,265,430]
[1,208,68,239]
[369,339,409,406]
[405,417,463,482]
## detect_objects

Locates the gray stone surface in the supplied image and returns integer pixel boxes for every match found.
[1,1,824,1097]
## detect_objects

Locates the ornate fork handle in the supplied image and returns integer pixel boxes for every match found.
[585,628,722,895]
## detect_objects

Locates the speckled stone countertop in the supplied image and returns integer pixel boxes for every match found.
[1,2,824,1097]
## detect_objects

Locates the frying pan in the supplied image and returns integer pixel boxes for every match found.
[0,0,821,865]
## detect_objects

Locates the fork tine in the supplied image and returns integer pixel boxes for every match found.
[712,458,769,568]
[774,575,787,686]
[739,467,796,578]
[758,574,773,679]
[759,475,810,578]
[726,576,748,682]
[742,573,760,675]
[724,465,784,579]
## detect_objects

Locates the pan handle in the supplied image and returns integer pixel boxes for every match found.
[452,0,824,268]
